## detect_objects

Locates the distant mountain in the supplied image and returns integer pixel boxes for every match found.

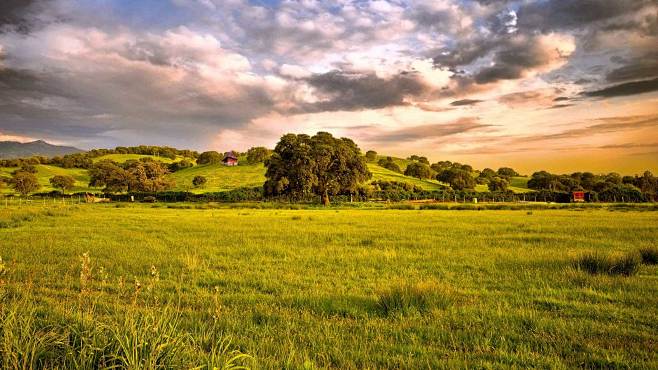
[0,140,83,159]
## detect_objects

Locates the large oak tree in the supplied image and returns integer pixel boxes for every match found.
[264,132,371,205]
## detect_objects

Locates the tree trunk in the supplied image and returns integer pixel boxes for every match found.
[322,189,330,206]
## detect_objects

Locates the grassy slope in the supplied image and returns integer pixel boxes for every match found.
[1,153,532,194]
[0,205,656,368]
[168,163,266,192]
[367,163,445,190]
[92,154,180,163]
[1,164,97,194]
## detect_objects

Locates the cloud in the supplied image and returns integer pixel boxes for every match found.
[351,117,491,143]
[450,99,482,106]
[605,52,658,83]
[516,0,653,32]
[583,77,658,97]
[473,33,575,84]
[299,70,430,112]
[520,114,658,142]
[599,142,658,149]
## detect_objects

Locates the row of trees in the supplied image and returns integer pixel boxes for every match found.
[527,170,658,201]
[0,145,201,169]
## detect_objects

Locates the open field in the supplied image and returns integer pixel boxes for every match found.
[1,204,656,368]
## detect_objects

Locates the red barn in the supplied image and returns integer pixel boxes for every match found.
[572,191,585,202]
[223,152,238,166]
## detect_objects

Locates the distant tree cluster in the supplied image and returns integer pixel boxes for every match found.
[365,150,378,162]
[0,145,199,170]
[88,158,174,193]
[433,161,476,191]
[404,162,432,179]
[168,159,194,172]
[196,151,223,165]
[477,167,518,192]
[377,157,402,173]
[407,154,429,164]
[264,132,371,205]
[246,147,272,164]
[528,170,658,201]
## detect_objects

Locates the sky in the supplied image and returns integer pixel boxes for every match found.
[0,0,657,174]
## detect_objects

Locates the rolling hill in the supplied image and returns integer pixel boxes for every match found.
[0,140,82,159]
[1,152,531,195]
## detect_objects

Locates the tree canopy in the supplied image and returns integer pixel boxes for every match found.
[11,171,41,196]
[196,151,223,165]
[89,159,174,193]
[264,132,371,205]
[50,175,76,193]
[404,162,432,179]
[246,147,272,164]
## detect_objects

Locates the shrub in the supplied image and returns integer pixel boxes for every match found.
[142,196,157,203]
[638,247,658,265]
[192,175,207,188]
[387,204,415,210]
[574,252,641,276]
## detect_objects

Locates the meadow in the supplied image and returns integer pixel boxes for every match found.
[1,203,657,368]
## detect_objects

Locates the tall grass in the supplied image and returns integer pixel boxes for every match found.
[638,247,658,265]
[574,253,641,276]
[1,204,657,368]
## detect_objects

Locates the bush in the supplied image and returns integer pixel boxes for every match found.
[574,252,641,276]
[638,247,658,265]
[142,196,157,203]
[387,204,415,210]
[192,175,207,188]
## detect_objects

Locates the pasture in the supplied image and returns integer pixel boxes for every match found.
[0,204,656,368]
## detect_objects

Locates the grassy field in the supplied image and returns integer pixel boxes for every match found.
[1,204,656,368]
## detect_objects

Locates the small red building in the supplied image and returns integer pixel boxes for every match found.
[223,152,239,166]
[572,191,585,202]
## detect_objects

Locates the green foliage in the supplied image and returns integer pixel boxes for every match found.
[246,146,272,164]
[89,159,174,193]
[377,157,402,173]
[169,159,194,172]
[192,175,207,188]
[574,252,641,276]
[197,151,223,165]
[264,132,371,204]
[365,150,378,162]
[497,167,519,177]
[49,174,76,193]
[487,176,509,192]
[437,168,475,190]
[11,171,41,195]
[638,247,658,265]
[403,162,432,179]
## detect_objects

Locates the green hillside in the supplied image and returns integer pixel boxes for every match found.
[1,155,532,195]
[168,163,266,192]
[92,154,180,163]
[367,163,446,190]
[1,165,97,194]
